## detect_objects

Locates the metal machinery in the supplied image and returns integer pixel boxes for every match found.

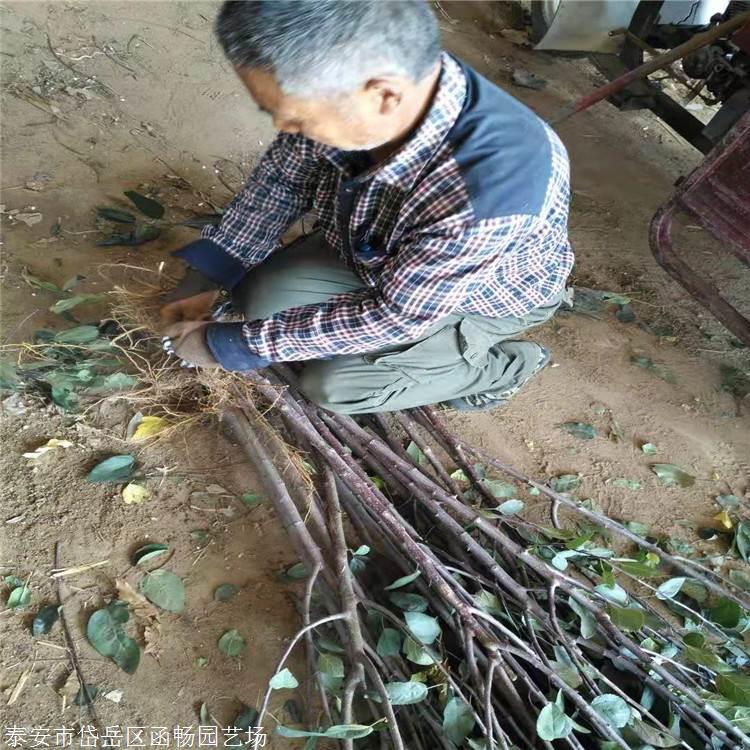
[529,0,750,152]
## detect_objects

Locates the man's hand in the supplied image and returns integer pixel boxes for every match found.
[163,321,220,368]
[160,268,221,327]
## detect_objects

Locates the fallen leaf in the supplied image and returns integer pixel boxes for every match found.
[558,422,596,440]
[131,415,167,441]
[122,483,149,505]
[97,207,136,223]
[32,605,59,636]
[606,478,642,490]
[651,464,695,488]
[214,583,239,601]
[86,601,140,673]
[631,355,676,384]
[49,293,106,314]
[23,438,74,459]
[139,570,185,613]
[550,474,581,493]
[512,69,547,90]
[714,510,733,530]
[133,543,168,565]
[218,629,246,657]
[88,455,135,483]
[103,689,123,704]
[15,212,43,227]
[124,190,165,219]
[641,442,658,455]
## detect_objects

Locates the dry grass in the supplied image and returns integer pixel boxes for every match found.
[106,264,257,430]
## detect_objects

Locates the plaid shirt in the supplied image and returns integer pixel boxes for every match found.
[179,53,573,363]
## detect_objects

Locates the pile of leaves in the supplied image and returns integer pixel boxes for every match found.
[215,367,750,750]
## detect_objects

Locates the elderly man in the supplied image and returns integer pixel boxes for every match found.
[162,0,573,414]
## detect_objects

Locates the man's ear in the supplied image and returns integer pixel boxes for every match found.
[363,78,403,115]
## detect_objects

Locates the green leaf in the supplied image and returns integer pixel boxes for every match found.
[729,569,750,591]
[96,225,161,247]
[133,542,169,565]
[0,359,20,390]
[406,441,427,465]
[450,469,469,482]
[655,577,686,600]
[139,570,185,613]
[607,478,642,490]
[88,372,137,393]
[474,590,503,616]
[550,474,580,493]
[214,583,239,601]
[385,570,421,590]
[558,422,596,440]
[279,562,308,582]
[403,636,437,665]
[717,672,750,706]
[625,521,651,536]
[4,575,24,588]
[651,464,695,488]
[631,355,676,383]
[389,592,428,612]
[87,455,135,483]
[352,545,370,556]
[62,274,85,291]
[384,681,428,705]
[709,597,742,629]
[595,583,629,606]
[7,585,31,609]
[316,637,345,654]
[276,725,373,740]
[717,493,741,508]
[641,442,658,455]
[32,605,60,636]
[607,605,645,631]
[191,529,210,546]
[627,716,681,747]
[683,645,726,671]
[21,268,62,293]
[133,543,169,566]
[376,628,401,658]
[97,207,136,223]
[195,656,208,668]
[86,602,140,674]
[591,694,631,728]
[73,684,100,706]
[269,668,298,690]
[683,631,705,648]
[443,697,475,745]
[405,611,441,645]
[482,479,517,498]
[124,190,165,219]
[318,653,345,678]
[569,597,597,639]
[218,629,246,657]
[735,521,750,562]
[536,703,573,741]
[50,293,106,314]
[240,492,263,507]
[54,325,100,344]
[496,499,525,515]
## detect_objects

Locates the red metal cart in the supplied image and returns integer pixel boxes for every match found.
[649,111,750,346]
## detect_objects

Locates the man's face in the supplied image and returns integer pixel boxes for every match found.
[236,67,398,151]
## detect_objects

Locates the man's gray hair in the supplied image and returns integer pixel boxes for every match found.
[216,0,441,96]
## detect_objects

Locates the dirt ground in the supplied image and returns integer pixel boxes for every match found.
[1,0,749,745]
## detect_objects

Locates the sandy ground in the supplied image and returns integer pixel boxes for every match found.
[1,0,749,744]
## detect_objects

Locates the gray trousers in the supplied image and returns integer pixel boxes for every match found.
[233,233,562,414]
